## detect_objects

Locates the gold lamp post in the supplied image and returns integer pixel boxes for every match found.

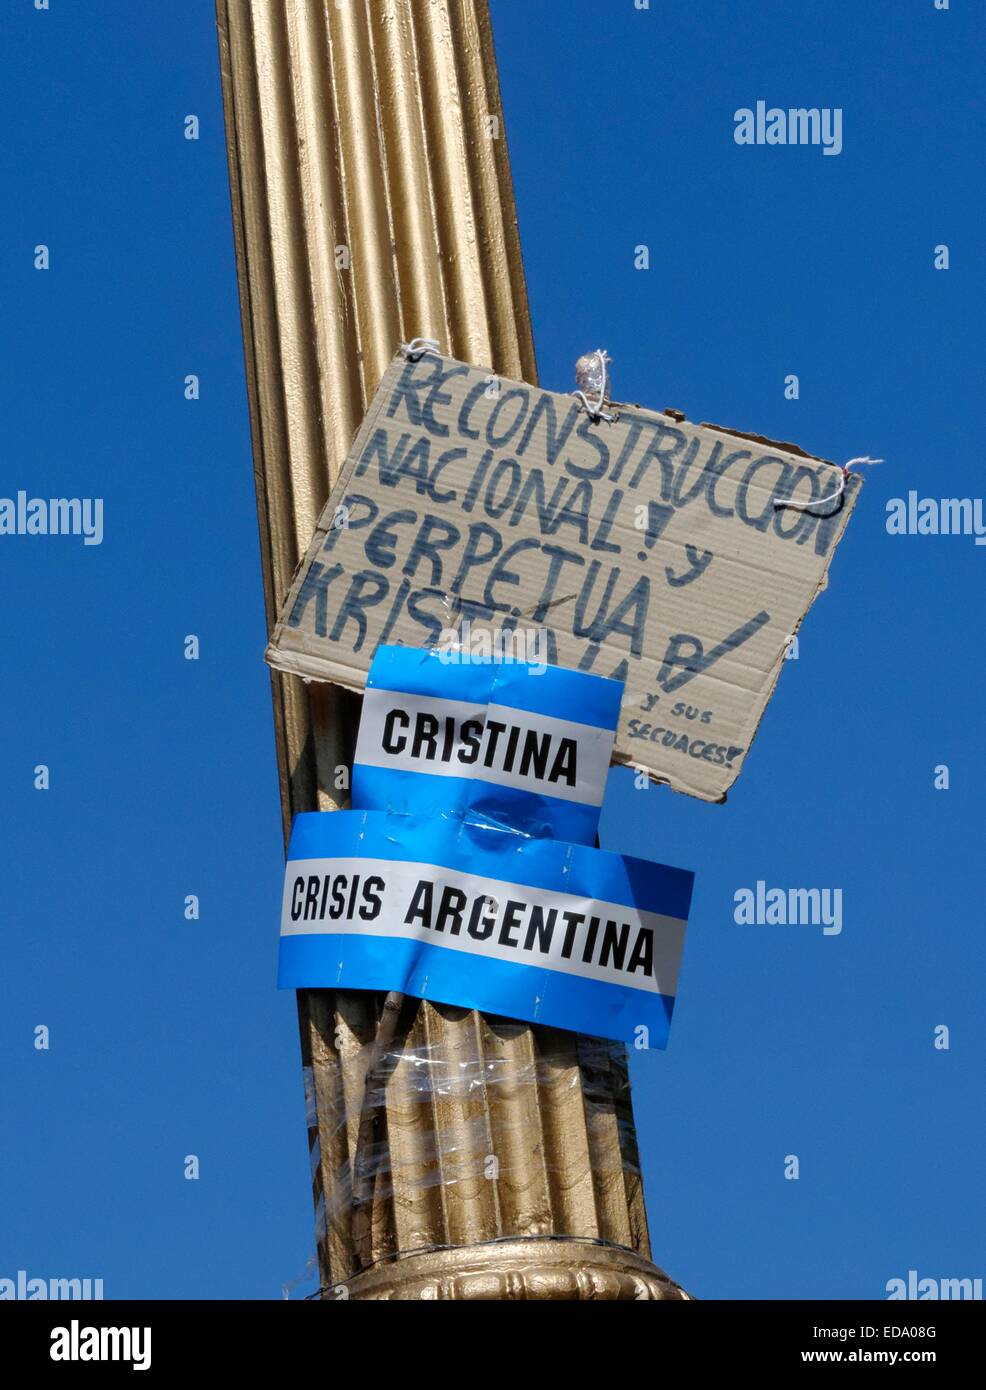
[216,0,688,1300]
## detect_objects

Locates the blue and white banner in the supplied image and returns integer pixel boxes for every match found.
[279,810,693,1047]
[352,647,623,845]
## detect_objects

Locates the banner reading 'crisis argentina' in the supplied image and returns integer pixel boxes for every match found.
[352,646,623,845]
[278,810,693,1048]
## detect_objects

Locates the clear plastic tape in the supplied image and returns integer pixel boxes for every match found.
[303,1064,318,1128]
[299,1028,642,1241]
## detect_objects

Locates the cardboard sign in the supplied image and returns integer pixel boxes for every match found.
[279,810,693,1047]
[267,352,861,801]
[352,646,622,845]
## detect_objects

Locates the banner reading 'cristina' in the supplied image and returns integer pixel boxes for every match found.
[352,645,622,845]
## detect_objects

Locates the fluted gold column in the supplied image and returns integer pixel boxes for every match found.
[216,0,686,1300]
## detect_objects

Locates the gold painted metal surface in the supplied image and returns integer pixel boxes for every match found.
[216,0,677,1299]
[344,1238,690,1301]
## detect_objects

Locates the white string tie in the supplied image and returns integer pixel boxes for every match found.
[774,455,884,513]
[401,337,442,362]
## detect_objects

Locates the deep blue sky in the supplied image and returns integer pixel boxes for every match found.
[1,1,982,1300]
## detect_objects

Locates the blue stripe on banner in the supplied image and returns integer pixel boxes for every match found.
[350,764,603,845]
[286,812,694,929]
[365,646,624,730]
[488,660,624,731]
[278,932,676,1046]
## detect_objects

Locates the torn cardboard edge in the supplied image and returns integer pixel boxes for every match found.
[598,397,835,471]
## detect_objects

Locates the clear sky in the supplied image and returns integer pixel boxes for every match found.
[1,0,982,1300]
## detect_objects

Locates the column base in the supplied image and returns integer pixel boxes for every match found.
[341,1238,691,1301]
